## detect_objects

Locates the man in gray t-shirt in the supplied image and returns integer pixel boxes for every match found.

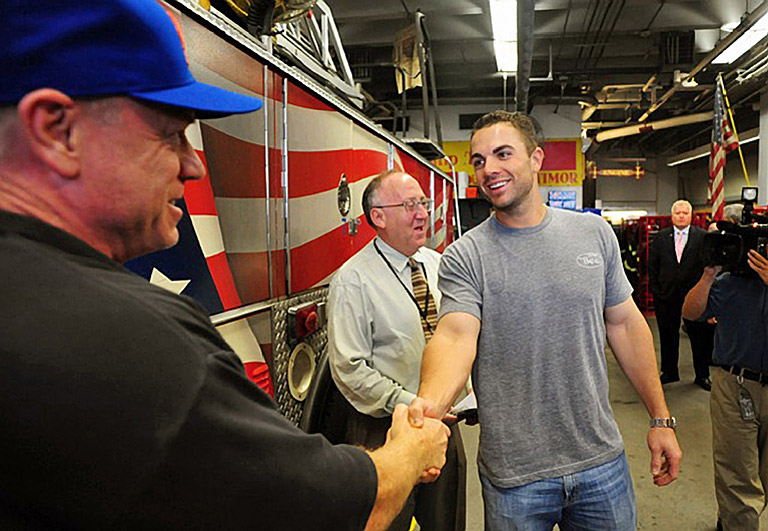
[409,110,681,530]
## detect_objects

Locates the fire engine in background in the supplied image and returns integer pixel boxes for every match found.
[126,0,457,437]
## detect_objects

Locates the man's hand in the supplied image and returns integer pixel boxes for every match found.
[748,250,768,284]
[648,427,682,486]
[388,404,449,483]
[704,264,723,277]
[408,396,443,427]
[365,405,450,530]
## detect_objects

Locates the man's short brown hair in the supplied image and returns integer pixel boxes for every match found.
[470,110,545,156]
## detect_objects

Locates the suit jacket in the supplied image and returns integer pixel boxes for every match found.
[648,225,706,301]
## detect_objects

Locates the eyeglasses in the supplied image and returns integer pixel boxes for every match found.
[371,198,433,212]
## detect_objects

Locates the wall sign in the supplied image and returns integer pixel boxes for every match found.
[433,137,584,187]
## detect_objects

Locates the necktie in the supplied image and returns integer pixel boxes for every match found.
[675,231,684,263]
[409,259,438,341]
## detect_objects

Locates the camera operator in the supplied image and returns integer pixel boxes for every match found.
[682,243,768,530]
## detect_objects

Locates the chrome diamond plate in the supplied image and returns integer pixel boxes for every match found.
[272,289,329,425]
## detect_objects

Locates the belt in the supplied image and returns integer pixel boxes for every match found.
[718,365,768,385]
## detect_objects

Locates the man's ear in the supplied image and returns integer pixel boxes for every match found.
[16,89,82,179]
[370,207,386,231]
[530,146,544,172]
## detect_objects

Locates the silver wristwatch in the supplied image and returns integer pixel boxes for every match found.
[649,417,677,429]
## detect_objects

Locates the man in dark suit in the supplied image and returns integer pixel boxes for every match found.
[648,199,712,390]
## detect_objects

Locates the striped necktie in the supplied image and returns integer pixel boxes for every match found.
[409,258,438,341]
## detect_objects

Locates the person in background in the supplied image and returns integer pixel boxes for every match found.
[683,244,768,530]
[648,200,712,390]
[0,1,449,529]
[329,170,466,531]
[708,204,744,231]
[410,110,681,530]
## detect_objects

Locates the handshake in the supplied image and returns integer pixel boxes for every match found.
[383,401,451,484]
[363,397,470,530]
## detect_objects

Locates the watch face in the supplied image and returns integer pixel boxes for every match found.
[650,417,676,429]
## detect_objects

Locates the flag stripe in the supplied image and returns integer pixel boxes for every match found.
[290,218,377,292]
[709,77,736,222]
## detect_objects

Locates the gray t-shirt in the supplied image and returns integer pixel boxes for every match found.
[439,207,633,487]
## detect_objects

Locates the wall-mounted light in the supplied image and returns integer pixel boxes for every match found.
[490,0,517,72]
[713,12,768,64]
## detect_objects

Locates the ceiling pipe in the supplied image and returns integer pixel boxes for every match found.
[516,0,535,112]
[589,0,627,71]
[582,121,627,129]
[642,74,657,92]
[582,102,632,122]
[638,0,768,122]
[594,111,713,143]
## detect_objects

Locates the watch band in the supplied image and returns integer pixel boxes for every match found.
[649,417,677,429]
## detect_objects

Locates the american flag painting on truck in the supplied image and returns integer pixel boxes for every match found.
[126,0,456,432]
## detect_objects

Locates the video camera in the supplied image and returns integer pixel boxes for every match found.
[702,187,768,276]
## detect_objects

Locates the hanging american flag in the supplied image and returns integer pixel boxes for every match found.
[709,76,739,221]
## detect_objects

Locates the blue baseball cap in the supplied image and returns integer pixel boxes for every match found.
[2,0,262,118]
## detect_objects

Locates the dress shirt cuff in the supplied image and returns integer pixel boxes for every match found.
[387,389,417,414]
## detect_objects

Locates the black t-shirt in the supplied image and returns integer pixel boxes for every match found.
[0,210,376,530]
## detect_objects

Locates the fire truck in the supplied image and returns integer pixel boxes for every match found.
[126,0,457,437]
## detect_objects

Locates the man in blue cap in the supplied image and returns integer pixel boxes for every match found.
[0,1,450,529]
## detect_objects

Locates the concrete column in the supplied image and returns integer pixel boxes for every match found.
[758,92,768,203]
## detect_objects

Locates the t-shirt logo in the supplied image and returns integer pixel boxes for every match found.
[576,253,603,268]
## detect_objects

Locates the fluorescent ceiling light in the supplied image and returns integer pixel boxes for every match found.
[490,0,517,72]
[713,13,768,64]
[493,40,518,72]
[490,0,517,42]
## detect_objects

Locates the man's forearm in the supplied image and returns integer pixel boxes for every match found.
[364,443,421,531]
[606,303,669,417]
[364,406,449,531]
[682,270,716,320]
[419,332,475,417]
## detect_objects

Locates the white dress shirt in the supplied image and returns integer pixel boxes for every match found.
[327,237,441,417]
[674,226,690,248]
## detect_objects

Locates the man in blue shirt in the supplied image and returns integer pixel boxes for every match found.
[683,249,768,530]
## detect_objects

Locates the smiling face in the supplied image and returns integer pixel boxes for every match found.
[470,122,544,221]
[370,172,429,256]
[77,97,204,262]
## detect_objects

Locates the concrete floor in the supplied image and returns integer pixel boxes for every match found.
[457,316,768,530]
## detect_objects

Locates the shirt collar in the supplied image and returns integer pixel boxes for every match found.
[674,226,690,237]
[374,237,423,273]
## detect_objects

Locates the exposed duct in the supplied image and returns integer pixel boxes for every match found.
[516,0,535,112]
[594,111,713,143]
[638,0,768,122]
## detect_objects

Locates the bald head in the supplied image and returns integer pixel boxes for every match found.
[363,170,430,256]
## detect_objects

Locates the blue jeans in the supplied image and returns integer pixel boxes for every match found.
[480,452,636,531]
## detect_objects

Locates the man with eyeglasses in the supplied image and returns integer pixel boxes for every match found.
[328,170,466,531]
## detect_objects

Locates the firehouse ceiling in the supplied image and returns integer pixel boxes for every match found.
[329,0,768,158]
